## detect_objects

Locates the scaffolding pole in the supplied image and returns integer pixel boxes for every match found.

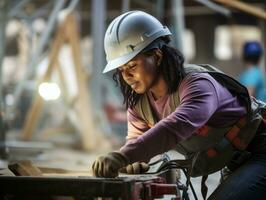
[91,0,112,136]
[171,0,185,53]
[155,0,164,21]
[122,0,130,13]
[0,0,8,158]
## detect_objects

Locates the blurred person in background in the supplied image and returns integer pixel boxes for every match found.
[239,41,266,102]
[92,11,266,200]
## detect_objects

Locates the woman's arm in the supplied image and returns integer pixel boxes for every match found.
[120,74,220,163]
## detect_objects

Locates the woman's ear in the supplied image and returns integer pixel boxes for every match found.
[154,49,163,66]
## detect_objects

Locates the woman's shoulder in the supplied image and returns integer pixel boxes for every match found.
[179,71,223,98]
[182,71,217,85]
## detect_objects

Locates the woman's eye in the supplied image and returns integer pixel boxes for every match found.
[129,65,136,69]
[118,64,136,73]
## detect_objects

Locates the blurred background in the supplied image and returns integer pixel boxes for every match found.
[0,0,265,189]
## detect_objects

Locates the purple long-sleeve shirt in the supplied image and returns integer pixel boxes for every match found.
[120,73,247,163]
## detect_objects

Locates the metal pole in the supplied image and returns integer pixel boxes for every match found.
[122,0,130,13]
[67,0,80,11]
[171,0,185,53]
[91,0,105,112]
[91,0,112,136]
[156,0,164,21]
[8,0,33,18]
[0,0,8,158]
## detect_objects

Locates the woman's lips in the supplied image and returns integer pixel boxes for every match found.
[130,82,138,89]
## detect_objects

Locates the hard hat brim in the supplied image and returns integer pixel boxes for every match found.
[102,41,146,73]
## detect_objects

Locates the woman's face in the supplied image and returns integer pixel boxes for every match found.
[118,50,162,94]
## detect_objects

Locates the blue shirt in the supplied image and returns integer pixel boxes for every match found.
[239,66,266,102]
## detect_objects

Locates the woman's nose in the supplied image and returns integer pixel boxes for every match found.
[122,68,133,78]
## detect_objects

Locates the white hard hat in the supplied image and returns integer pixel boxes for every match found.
[103,10,172,73]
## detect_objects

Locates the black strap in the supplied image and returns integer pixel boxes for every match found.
[201,175,208,200]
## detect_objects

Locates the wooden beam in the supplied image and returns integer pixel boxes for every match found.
[21,16,67,140]
[8,160,93,177]
[8,160,43,176]
[21,11,111,150]
[214,0,266,20]
[66,13,104,150]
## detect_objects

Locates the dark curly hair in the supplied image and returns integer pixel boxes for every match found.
[113,44,185,109]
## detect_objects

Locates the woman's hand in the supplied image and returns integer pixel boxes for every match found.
[119,162,149,174]
[92,151,129,178]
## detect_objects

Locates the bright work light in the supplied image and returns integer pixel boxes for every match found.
[38,82,61,101]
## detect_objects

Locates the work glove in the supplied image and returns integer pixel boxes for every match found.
[92,151,129,178]
[119,162,149,174]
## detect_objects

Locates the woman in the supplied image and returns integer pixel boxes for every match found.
[92,11,266,199]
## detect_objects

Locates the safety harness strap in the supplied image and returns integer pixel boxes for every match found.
[206,116,247,157]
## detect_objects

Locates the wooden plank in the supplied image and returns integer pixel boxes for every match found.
[8,160,92,177]
[56,59,69,101]
[20,94,44,140]
[21,12,111,150]
[39,166,92,177]
[66,14,109,150]
[21,16,67,140]
[214,0,266,20]
[8,160,43,176]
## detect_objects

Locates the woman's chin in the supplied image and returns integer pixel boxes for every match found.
[133,88,145,94]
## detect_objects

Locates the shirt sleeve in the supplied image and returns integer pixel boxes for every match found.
[120,73,220,163]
